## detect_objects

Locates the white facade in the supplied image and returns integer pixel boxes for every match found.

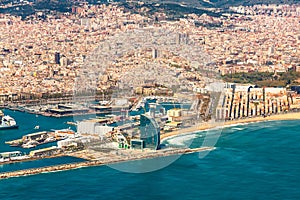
[265,88,286,94]
[77,121,114,139]
[95,126,114,136]
[77,121,99,135]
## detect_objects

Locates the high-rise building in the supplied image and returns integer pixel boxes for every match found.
[268,45,275,55]
[152,48,158,59]
[55,52,60,64]
[176,33,189,45]
[60,56,68,67]
[139,114,160,150]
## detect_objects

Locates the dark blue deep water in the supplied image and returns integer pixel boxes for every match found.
[0,110,299,200]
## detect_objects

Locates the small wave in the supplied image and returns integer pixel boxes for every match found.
[222,123,251,129]
[232,127,245,131]
[165,133,197,146]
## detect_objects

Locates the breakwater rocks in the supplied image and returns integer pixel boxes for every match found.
[0,147,214,179]
[0,161,99,179]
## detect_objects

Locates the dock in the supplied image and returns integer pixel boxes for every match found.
[5,129,75,148]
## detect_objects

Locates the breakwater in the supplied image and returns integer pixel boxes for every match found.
[0,147,214,179]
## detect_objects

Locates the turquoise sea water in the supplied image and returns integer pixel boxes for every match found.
[0,110,299,200]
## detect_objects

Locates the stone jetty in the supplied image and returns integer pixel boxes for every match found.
[0,147,214,179]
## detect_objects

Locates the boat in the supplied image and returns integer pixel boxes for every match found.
[66,121,77,126]
[22,141,38,149]
[0,110,18,130]
[34,125,40,130]
[0,151,29,163]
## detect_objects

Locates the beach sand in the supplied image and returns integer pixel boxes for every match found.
[161,112,300,140]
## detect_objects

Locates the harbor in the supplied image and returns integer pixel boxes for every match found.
[4,98,134,118]
[0,96,207,179]
[0,96,299,180]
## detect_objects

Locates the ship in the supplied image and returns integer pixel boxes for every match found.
[0,151,29,163]
[0,110,18,130]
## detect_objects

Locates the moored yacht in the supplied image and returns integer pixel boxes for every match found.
[0,110,18,130]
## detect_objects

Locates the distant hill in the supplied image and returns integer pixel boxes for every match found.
[34,0,72,12]
[209,0,300,8]
[120,1,223,20]
[0,0,73,18]
[125,0,300,8]
[1,0,299,18]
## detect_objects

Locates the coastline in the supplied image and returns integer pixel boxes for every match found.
[161,112,300,141]
[1,111,299,180]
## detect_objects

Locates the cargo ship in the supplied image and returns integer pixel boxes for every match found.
[0,110,18,130]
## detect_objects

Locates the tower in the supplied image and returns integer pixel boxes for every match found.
[55,52,60,64]
[152,48,158,59]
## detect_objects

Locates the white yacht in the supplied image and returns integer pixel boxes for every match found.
[0,110,18,130]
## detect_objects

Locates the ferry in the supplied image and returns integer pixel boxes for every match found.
[0,110,18,130]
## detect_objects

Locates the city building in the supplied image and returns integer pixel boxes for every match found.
[167,108,182,122]
[139,114,160,150]
[130,139,144,150]
[54,52,60,65]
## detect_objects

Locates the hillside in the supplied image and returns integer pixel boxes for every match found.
[0,0,299,18]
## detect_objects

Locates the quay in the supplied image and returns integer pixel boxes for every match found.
[5,129,75,148]
[0,147,214,179]
[0,154,66,165]
[7,105,129,118]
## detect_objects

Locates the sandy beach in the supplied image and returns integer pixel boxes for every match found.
[161,112,300,140]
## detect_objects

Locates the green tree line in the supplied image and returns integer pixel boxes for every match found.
[222,71,300,87]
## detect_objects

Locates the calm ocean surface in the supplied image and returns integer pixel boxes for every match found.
[0,109,299,200]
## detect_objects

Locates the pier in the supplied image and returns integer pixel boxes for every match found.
[5,129,75,148]
[0,147,214,179]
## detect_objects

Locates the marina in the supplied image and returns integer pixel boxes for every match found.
[0,98,206,178]
[7,104,131,118]
[0,102,300,180]
[0,151,29,163]
[3,96,191,118]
